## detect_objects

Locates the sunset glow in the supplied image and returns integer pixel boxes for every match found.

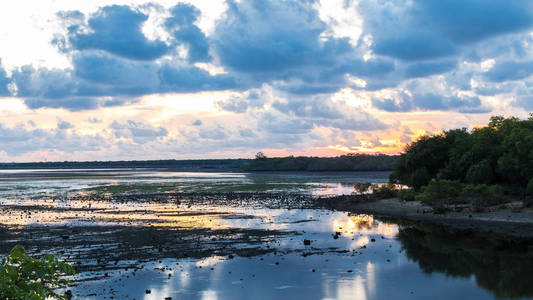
[0,0,531,161]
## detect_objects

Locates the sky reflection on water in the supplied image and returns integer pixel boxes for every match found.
[73,208,495,300]
[0,169,530,299]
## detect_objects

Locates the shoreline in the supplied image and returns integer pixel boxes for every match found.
[334,198,533,239]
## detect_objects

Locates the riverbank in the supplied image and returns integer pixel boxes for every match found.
[338,198,533,238]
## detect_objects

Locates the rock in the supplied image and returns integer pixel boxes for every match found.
[145,290,151,294]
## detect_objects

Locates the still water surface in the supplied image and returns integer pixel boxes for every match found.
[0,170,530,299]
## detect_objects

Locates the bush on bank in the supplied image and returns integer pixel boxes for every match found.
[0,245,75,300]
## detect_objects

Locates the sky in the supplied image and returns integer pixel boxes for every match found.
[0,0,531,162]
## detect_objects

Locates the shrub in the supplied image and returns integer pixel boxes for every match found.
[415,180,464,206]
[460,184,507,206]
[0,245,75,300]
[371,183,398,199]
[354,182,372,195]
[398,188,417,201]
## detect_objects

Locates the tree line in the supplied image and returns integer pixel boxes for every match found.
[390,115,533,208]
[0,154,398,172]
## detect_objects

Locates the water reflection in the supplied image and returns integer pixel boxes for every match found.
[68,210,512,300]
[0,169,391,197]
[1,169,531,299]
[397,225,533,299]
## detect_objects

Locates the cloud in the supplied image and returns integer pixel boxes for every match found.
[111,120,168,144]
[271,96,389,131]
[415,0,533,44]
[74,51,237,95]
[372,92,491,113]
[258,111,315,135]
[216,89,266,113]
[7,50,237,110]
[513,96,533,110]
[213,0,342,73]
[0,123,108,155]
[374,34,457,61]
[87,117,102,123]
[61,5,170,61]
[57,120,74,130]
[0,61,10,96]
[239,128,256,138]
[484,60,533,82]
[404,60,457,78]
[165,3,211,63]
[360,0,533,61]
[211,0,393,89]
[158,62,237,92]
[198,125,228,140]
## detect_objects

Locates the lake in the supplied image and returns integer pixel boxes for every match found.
[0,169,531,299]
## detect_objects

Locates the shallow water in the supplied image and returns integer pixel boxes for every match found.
[68,207,531,300]
[0,169,531,300]
[0,169,390,198]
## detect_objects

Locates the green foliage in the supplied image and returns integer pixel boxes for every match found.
[371,183,398,199]
[415,180,464,206]
[354,182,372,195]
[410,167,431,191]
[397,188,417,201]
[0,245,75,300]
[465,160,493,184]
[390,134,451,190]
[414,180,508,209]
[460,184,507,207]
[392,116,533,195]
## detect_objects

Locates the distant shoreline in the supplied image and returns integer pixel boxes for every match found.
[0,154,398,172]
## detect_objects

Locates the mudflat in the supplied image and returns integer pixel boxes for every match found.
[342,198,533,238]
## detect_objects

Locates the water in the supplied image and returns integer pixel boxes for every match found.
[0,169,391,197]
[0,169,531,299]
